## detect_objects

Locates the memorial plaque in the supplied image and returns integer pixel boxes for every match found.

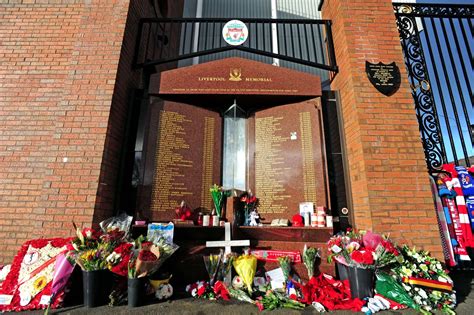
[365,61,401,96]
[150,101,222,220]
[250,100,327,222]
[156,57,321,97]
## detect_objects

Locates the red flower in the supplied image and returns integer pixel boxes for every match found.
[197,285,207,296]
[256,301,265,311]
[381,240,399,256]
[351,250,374,265]
[82,228,100,239]
[114,243,133,255]
[213,281,230,300]
[66,243,75,251]
[138,250,157,261]
[140,241,153,250]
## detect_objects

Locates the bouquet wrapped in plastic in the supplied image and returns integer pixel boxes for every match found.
[203,254,221,286]
[233,251,257,293]
[375,271,418,310]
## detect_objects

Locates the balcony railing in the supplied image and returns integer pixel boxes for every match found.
[133,17,338,77]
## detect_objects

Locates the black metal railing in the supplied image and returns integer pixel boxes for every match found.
[133,18,338,76]
[394,3,473,170]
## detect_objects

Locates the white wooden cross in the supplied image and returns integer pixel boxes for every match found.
[206,222,250,255]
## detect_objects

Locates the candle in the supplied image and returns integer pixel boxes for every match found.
[326,216,333,228]
[202,215,210,227]
[212,215,219,226]
[304,212,311,227]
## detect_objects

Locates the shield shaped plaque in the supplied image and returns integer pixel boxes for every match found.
[365,61,401,96]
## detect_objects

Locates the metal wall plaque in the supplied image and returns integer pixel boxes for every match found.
[365,61,401,96]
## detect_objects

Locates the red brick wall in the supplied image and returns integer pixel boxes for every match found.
[322,0,443,257]
[0,0,167,263]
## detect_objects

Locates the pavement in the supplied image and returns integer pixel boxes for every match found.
[15,271,474,315]
[16,271,474,314]
[19,296,473,315]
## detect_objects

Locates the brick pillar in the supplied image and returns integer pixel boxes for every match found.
[322,0,443,257]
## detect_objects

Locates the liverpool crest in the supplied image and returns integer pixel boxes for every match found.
[229,68,242,81]
[222,20,248,46]
[365,61,401,96]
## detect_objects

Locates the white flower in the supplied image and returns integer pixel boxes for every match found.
[85,230,92,238]
[418,289,428,299]
[105,252,121,264]
[346,242,360,253]
[400,266,413,277]
[438,276,448,283]
[436,263,442,270]
[430,290,442,300]
[191,288,197,297]
[331,245,342,254]
[402,284,412,291]
[414,296,422,304]
[420,264,428,272]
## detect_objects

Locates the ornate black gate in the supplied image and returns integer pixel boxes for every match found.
[393,3,473,172]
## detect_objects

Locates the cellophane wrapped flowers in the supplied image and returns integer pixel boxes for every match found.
[327,229,401,270]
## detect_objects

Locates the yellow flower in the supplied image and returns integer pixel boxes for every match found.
[33,276,47,291]
[80,250,95,261]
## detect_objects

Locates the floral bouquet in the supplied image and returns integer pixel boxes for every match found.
[203,254,221,286]
[392,245,456,314]
[107,236,178,279]
[69,224,116,271]
[128,240,160,278]
[327,229,401,270]
[303,245,320,279]
[233,251,257,293]
[186,280,230,300]
[217,250,236,285]
[257,289,306,311]
[278,256,292,282]
[107,242,134,277]
[210,184,230,218]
